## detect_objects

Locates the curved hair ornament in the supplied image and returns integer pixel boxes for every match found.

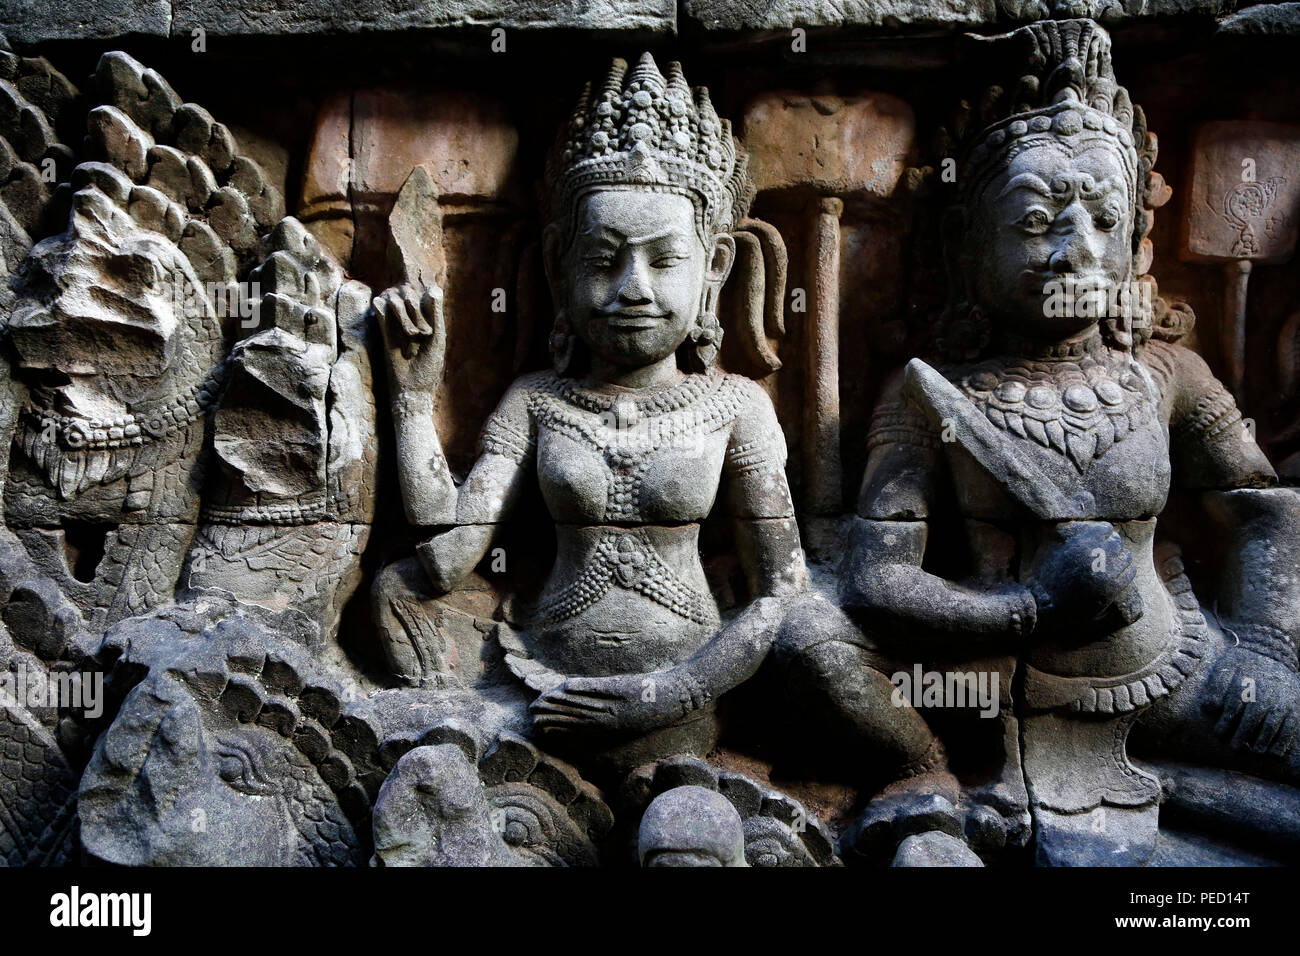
[719,216,788,375]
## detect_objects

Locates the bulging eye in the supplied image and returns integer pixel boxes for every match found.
[218,755,245,784]
[1095,208,1121,230]
[1016,209,1052,234]
[216,738,275,795]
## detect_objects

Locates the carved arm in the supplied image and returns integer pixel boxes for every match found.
[840,516,1036,653]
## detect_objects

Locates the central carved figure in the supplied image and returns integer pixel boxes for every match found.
[374,54,805,779]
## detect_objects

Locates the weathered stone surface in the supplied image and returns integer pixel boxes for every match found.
[740,92,915,527]
[0,0,171,44]
[742,92,915,198]
[172,0,676,36]
[685,0,998,30]
[1180,121,1300,265]
[1149,760,1300,857]
[1218,2,1300,32]
[683,0,1234,30]
[0,11,1296,873]
[0,0,674,44]
[1179,121,1300,395]
[1149,827,1284,865]
[893,830,984,866]
[8,0,1256,46]
[301,89,524,270]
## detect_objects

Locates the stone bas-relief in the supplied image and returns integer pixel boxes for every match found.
[780,18,1300,866]
[0,13,1295,867]
[0,42,379,865]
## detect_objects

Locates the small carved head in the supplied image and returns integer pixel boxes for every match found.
[637,785,747,867]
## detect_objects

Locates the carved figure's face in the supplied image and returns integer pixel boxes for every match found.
[562,190,731,371]
[966,139,1134,341]
[8,194,191,415]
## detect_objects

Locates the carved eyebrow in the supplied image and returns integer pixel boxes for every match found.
[578,225,622,245]
[577,226,682,246]
[625,229,681,246]
[997,174,1054,200]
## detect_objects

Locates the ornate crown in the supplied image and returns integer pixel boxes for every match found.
[921,19,1183,359]
[546,53,753,244]
[954,19,1142,201]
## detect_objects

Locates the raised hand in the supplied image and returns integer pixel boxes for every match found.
[374,282,446,394]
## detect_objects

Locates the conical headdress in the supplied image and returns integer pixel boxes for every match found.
[546,53,753,245]
[954,19,1142,203]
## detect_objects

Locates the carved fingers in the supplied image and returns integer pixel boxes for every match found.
[374,282,446,391]
[530,675,663,736]
[1086,525,1144,629]
[1205,647,1300,758]
[530,679,616,734]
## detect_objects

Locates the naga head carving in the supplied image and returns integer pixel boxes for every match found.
[11,189,206,417]
[541,53,754,375]
[372,733,612,867]
[79,600,376,866]
[79,673,328,865]
[5,51,283,501]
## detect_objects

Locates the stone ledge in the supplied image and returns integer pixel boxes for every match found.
[681,0,1240,31]
[0,0,677,45]
[0,0,171,45]
[4,0,1275,47]
[1218,1,1300,32]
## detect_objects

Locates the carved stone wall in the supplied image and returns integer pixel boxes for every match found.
[0,1,1297,868]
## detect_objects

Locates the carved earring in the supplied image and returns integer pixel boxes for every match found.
[549,309,576,375]
[689,289,723,370]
